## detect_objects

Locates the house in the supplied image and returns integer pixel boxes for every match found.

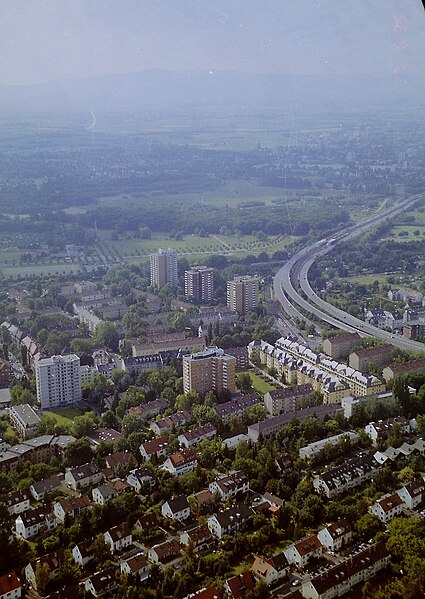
[105,451,136,471]
[150,411,192,436]
[30,473,64,501]
[15,508,57,540]
[261,492,284,512]
[134,513,158,533]
[275,454,293,473]
[301,542,390,599]
[365,417,411,444]
[180,524,215,553]
[120,553,149,580]
[139,436,169,462]
[370,492,404,523]
[209,471,249,501]
[207,503,252,539]
[64,463,103,491]
[0,489,30,515]
[182,586,222,599]
[148,539,181,564]
[104,522,132,553]
[25,550,64,590]
[87,428,123,447]
[299,432,359,460]
[0,572,21,599]
[317,520,353,552]
[92,480,131,505]
[190,489,215,512]
[313,454,380,498]
[251,552,290,586]
[161,496,191,522]
[72,539,95,567]
[397,477,425,509]
[53,496,92,522]
[127,467,156,492]
[162,448,198,477]
[84,567,118,597]
[284,534,322,568]
[225,572,257,598]
[128,399,168,420]
[178,423,217,448]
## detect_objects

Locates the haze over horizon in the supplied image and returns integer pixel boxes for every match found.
[1,0,424,87]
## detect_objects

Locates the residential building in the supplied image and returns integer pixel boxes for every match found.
[225,346,250,370]
[365,416,411,444]
[225,572,256,598]
[0,490,30,515]
[8,404,41,440]
[299,432,359,460]
[178,423,217,448]
[134,513,158,534]
[180,524,215,553]
[30,473,64,501]
[227,276,259,314]
[0,358,12,389]
[209,471,249,501]
[92,480,130,505]
[403,321,425,340]
[284,534,323,568]
[104,523,132,554]
[53,495,92,522]
[128,398,168,420]
[105,451,136,471]
[150,248,178,288]
[64,463,103,491]
[0,572,21,599]
[126,467,156,493]
[322,333,361,359]
[140,436,169,462]
[301,542,390,599]
[348,344,393,373]
[383,358,425,383]
[264,384,314,417]
[84,567,117,598]
[120,553,149,580]
[313,454,380,498]
[162,448,198,477]
[214,394,260,424]
[161,496,191,522]
[317,520,353,551]
[15,508,57,540]
[150,410,192,436]
[251,552,290,586]
[148,539,181,565]
[72,539,95,567]
[397,477,425,509]
[35,354,81,409]
[183,346,236,395]
[370,492,404,523]
[25,551,64,591]
[185,266,214,302]
[207,503,252,539]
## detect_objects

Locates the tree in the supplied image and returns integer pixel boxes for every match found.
[95,321,119,351]
[93,533,111,567]
[393,375,412,417]
[71,413,96,438]
[64,438,94,467]
[237,372,252,393]
[35,562,51,593]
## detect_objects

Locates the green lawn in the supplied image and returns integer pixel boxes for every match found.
[44,408,83,426]
[239,370,276,394]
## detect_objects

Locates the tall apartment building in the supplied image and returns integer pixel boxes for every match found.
[184,266,214,302]
[183,347,236,395]
[150,248,178,288]
[227,276,260,314]
[35,355,82,409]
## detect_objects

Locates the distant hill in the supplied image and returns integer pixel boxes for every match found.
[0,69,423,115]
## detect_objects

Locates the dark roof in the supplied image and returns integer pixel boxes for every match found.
[226,572,256,598]
[68,462,101,480]
[213,503,252,529]
[325,519,352,540]
[0,489,29,507]
[88,567,117,594]
[317,454,379,491]
[165,495,190,513]
[106,522,132,542]
[265,384,313,400]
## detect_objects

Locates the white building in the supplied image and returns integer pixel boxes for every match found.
[161,496,191,522]
[0,572,21,599]
[35,354,82,409]
[370,492,404,523]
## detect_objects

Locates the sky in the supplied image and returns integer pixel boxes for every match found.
[0,0,424,85]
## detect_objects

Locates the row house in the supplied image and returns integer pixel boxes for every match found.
[178,423,217,448]
[127,398,168,420]
[15,507,57,540]
[299,432,359,460]
[251,552,290,586]
[25,550,64,591]
[53,495,92,522]
[120,553,149,580]
[65,462,103,491]
[150,411,192,436]
[161,496,191,522]
[313,454,380,498]
[370,492,404,523]
[84,567,118,598]
[317,520,353,551]
[72,539,95,568]
[104,523,132,554]
[374,439,425,465]
[140,436,169,462]
[30,473,64,501]
[209,470,249,501]
[214,394,260,424]
[207,503,252,539]
[180,523,215,553]
[0,489,30,516]
[148,539,181,565]
[126,467,156,493]
[284,534,323,569]
[162,448,198,476]
[301,542,390,599]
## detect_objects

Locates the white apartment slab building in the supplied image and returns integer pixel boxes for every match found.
[35,355,82,409]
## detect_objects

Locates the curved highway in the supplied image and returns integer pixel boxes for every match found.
[274,193,425,354]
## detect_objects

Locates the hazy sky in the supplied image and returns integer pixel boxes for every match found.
[1,0,424,85]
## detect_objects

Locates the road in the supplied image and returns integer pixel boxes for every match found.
[273,193,425,354]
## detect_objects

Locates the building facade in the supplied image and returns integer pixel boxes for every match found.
[150,248,178,288]
[35,355,81,409]
[184,266,214,302]
[183,347,236,395]
[227,276,260,314]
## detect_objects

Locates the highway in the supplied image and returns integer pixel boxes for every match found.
[273,193,425,354]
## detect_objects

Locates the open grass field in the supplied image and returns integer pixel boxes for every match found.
[1,262,82,279]
[44,407,83,426]
[239,370,276,395]
[0,250,23,266]
[341,274,389,285]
